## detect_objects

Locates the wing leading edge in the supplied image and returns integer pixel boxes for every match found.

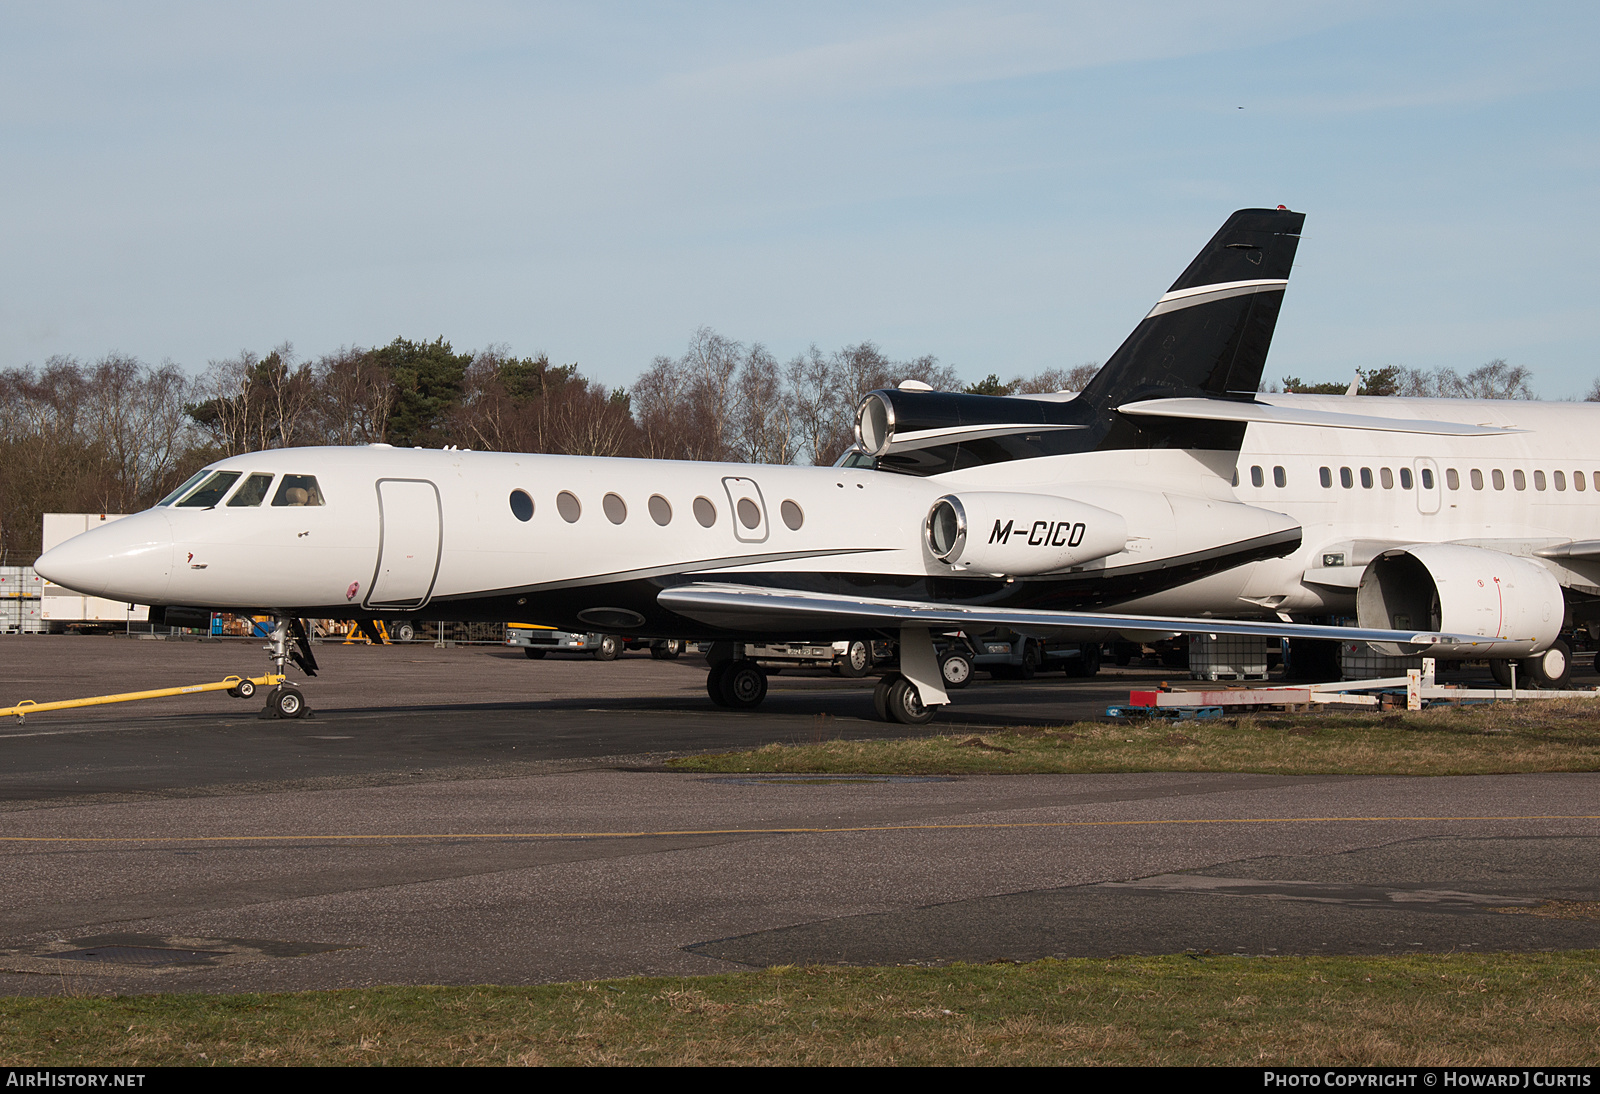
[656,582,1487,652]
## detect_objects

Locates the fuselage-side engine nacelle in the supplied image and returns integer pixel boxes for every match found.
[1357,543,1563,658]
[925,492,1128,576]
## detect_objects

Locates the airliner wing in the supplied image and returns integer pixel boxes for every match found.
[1117,397,1521,437]
[657,583,1476,652]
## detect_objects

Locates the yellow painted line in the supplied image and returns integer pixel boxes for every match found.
[1,814,1596,845]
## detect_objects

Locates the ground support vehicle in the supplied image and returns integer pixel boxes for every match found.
[743,639,884,677]
[972,629,1101,679]
[506,624,682,660]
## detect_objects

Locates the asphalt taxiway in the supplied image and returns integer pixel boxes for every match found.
[1,636,1596,995]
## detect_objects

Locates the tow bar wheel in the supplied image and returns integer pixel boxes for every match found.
[228,678,256,699]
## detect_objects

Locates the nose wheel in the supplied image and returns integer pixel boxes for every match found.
[257,616,316,720]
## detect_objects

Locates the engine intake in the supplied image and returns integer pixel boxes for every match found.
[925,493,1127,576]
[1357,543,1563,657]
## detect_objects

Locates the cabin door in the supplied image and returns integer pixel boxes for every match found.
[366,478,443,609]
[1414,458,1441,515]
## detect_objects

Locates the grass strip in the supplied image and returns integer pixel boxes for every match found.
[668,700,1600,776]
[2,952,1597,1066]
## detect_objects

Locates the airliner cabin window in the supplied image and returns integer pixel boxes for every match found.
[1273,466,1286,488]
[1420,468,1433,490]
[1535,471,1547,491]
[1492,470,1505,491]
[1446,469,1459,490]
[1400,468,1414,489]
[227,473,274,507]
[271,475,324,507]
[1470,469,1484,490]
[693,496,717,527]
[1555,471,1567,491]
[1251,466,1264,487]
[648,495,672,526]
[1319,467,1332,488]
[602,493,627,524]
[1360,468,1373,489]
[1513,470,1526,491]
[1577,472,1588,492]
[555,491,581,522]
[177,470,242,508]
[1380,468,1394,489]
[1340,467,1353,488]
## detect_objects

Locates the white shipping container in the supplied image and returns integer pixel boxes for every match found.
[1188,634,1272,681]
[1340,641,1423,681]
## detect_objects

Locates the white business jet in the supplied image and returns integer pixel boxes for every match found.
[1107,390,1600,688]
[35,208,1517,721]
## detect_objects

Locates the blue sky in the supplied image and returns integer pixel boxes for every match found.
[3,2,1597,395]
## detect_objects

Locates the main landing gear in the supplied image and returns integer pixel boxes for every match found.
[702,630,952,725]
[259,616,319,720]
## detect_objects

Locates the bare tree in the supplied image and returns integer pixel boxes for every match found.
[1010,362,1099,394]
[314,346,394,445]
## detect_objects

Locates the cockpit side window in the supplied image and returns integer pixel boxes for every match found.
[175,470,243,508]
[158,469,212,506]
[271,474,325,507]
[226,472,275,507]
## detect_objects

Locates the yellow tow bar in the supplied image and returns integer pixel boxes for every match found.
[1,674,286,724]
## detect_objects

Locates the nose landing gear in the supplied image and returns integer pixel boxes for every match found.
[258,616,318,720]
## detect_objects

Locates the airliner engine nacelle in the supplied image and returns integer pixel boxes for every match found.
[925,493,1128,576]
[1356,543,1564,658]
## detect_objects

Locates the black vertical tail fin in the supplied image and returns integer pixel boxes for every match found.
[1079,207,1304,410]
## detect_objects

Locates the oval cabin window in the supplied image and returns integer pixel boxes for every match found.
[509,490,534,522]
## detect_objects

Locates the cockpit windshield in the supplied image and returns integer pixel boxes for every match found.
[833,449,879,471]
[174,470,242,508]
[226,472,275,507]
[157,469,211,506]
[271,475,324,506]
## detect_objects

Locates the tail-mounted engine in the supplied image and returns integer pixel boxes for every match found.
[1357,543,1563,657]
[925,492,1128,577]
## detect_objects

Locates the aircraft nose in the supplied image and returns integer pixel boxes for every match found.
[34,511,174,603]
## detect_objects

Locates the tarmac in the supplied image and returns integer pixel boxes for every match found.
[1,634,1596,996]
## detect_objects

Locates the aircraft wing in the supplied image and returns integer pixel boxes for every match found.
[657,582,1477,652]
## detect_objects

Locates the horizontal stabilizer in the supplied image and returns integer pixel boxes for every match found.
[657,583,1485,652]
[1116,397,1522,437]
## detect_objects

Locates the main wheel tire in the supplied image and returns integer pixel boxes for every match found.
[229,678,256,699]
[391,622,415,643]
[872,674,896,721]
[939,652,972,690]
[650,641,683,660]
[595,635,621,661]
[1489,658,1514,689]
[838,640,873,678]
[523,648,546,659]
[719,660,768,709]
[273,687,305,719]
[1522,639,1572,690]
[706,662,733,707]
[884,676,935,725]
